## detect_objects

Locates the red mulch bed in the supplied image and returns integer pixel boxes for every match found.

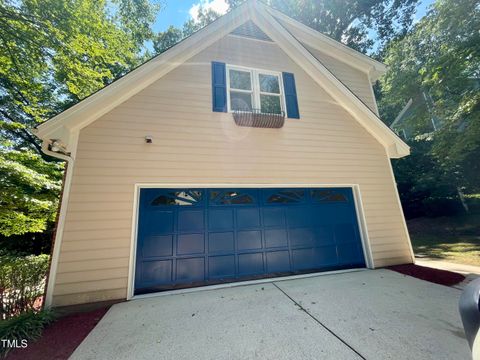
[6,307,110,360]
[387,264,465,286]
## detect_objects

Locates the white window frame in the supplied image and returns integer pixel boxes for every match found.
[226,64,286,114]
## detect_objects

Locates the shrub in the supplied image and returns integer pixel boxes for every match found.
[0,310,55,357]
[0,254,50,320]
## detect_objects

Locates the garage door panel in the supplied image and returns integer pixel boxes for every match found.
[236,208,261,229]
[176,258,204,282]
[143,211,174,235]
[208,232,234,253]
[289,228,315,248]
[142,260,172,284]
[135,187,365,294]
[238,253,264,275]
[325,207,353,221]
[293,246,338,269]
[292,248,316,270]
[335,223,357,244]
[337,243,364,265]
[264,229,288,248]
[314,246,339,267]
[262,208,286,227]
[266,251,291,273]
[286,207,312,227]
[208,255,235,279]
[177,233,205,255]
[143,235,173,258]
[312,226,335,246]
[208,209,233,230]
[237,230,262,251]
[178,210,204,232]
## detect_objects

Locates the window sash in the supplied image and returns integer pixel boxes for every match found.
[226,65,285,113]
[229,69,253,91]
[258,73,281,94]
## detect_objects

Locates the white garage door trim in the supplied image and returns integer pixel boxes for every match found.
[127,183,373,301]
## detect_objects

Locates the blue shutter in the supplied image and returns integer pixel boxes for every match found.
[212,62,227,112]
[282,72,300,119]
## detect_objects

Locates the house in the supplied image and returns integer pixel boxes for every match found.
[34,0,413,308]
[391,77,480,140]
[390,92,443,140]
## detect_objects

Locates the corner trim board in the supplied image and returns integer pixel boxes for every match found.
[42,135,78,307]
[385,156,416,263]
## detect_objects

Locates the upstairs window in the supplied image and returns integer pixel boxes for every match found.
[227,65,284,114]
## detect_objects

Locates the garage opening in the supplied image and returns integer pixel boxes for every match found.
[134,187,366,295]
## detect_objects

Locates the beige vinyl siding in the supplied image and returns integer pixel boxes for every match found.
[52,35,411,306]
[304,45,378,114]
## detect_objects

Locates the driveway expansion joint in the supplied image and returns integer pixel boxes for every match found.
[272,282,367,360]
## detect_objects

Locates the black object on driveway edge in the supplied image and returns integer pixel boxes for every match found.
[459,277,480,357]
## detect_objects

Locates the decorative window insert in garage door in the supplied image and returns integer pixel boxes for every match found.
[134,187,366,295]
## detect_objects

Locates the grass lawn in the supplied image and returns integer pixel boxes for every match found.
[407,213,480,266]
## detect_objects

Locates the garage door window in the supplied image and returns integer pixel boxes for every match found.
[210,190,256,205]
[151,190,203,206]
[265,189,305,204]
[311,189,348,203]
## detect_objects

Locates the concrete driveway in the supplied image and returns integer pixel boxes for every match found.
[70,269,470,360]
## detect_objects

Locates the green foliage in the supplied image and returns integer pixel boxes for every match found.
[0,310,55,357]
[0,0,159,246]
[378,0,480,216]
[112,0,160,47]
[0,254,50,320]
[154,0,420,56]
[154,25,183,54]
[227,0,420,54]
[1,0,160,132]
[154,5,221,54]
[182,6,221,37]
[0,150,62,236]
[393,140,458,218]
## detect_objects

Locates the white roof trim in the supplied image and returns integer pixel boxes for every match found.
[265,6,387,83]
[35,0,408,158]
[253,2,408,158]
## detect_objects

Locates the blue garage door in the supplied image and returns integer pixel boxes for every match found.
[134,188,365,295]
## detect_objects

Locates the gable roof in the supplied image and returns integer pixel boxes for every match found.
[34,0,409,158]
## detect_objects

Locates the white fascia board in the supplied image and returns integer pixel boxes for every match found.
[265,6,387,83]
[254,3,409,158]
[35,1,253,144]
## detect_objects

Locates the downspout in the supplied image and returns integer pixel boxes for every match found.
[40,140,75,308]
